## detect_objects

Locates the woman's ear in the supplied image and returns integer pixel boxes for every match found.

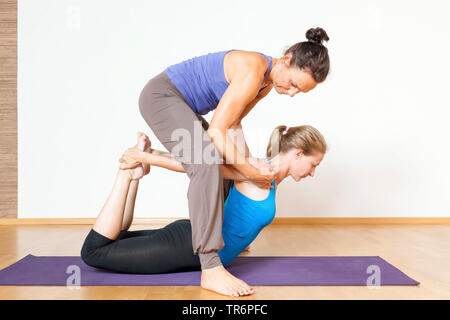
[283,55,292,67]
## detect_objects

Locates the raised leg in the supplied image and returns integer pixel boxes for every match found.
[121,132,151,231]
[93,133,149,239]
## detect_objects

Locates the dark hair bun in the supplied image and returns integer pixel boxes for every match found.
[306,28,329,45]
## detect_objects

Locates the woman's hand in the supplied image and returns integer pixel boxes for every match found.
[245,159,275,189]
[248,158,271,171]
[119,146,142,169]
[247,171,275,189]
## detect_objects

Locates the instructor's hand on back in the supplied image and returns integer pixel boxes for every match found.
[245,158,275,189]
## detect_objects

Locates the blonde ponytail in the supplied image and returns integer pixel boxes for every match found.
[266,125,327,159]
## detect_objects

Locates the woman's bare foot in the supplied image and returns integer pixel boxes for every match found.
[122,133,151,180]
[201,266,255,297]
[136,131,151,175]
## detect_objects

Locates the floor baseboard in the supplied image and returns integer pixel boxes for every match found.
[0,217,449,225]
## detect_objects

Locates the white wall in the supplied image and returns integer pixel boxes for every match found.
[18,0,450,218]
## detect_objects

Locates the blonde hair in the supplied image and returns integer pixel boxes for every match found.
[266,125,327,159]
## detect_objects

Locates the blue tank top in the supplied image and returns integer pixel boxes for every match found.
[165,49,272,115]
[218,159,276,266]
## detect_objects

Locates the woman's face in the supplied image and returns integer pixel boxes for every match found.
[288,150,324,182]
[273,56,318,97]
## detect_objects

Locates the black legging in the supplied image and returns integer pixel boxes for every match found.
[81,219,201,274]
[81,177,233,274]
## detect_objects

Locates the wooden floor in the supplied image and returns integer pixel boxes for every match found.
[0,223,449,300]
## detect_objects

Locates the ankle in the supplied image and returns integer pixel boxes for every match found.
[202,265,223,272]
[117,169,132,181]
[199,252,222,270]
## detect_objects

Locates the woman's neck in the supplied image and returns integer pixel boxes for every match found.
[267,57,280,85]
[268,153,289,185]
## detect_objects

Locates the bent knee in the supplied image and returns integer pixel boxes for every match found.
[80,244,96,267]
[80,231,106,267]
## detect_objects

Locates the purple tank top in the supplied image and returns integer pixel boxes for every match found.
[165,49,272,115]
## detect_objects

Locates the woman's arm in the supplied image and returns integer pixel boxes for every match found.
[207,69,274,188]
[131,148,247,181]
[229,85,272,158]
[236,84,272,123]
[228,122,252,158]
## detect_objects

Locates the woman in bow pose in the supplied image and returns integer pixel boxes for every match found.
[82,124,327,297]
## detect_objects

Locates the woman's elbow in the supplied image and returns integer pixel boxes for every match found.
[206,126,226,142]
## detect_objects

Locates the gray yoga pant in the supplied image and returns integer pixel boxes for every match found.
[138,70,232,270]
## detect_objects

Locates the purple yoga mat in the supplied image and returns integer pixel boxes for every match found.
[0,254,419,286]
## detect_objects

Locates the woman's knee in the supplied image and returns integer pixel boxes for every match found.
[138,80,158,121]
[138,91,150,120]
[80,229,111,267]
[80,241,96,267]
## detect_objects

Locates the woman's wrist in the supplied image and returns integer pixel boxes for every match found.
[135,149,147,163]
[140,151,160,166]
[237,159,257,179]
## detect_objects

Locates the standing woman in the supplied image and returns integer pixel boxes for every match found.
[126,27,330,296]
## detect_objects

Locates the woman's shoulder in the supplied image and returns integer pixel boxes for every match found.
[233,157,276,200]
[224,50,269,81]
[227,50,268,69]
